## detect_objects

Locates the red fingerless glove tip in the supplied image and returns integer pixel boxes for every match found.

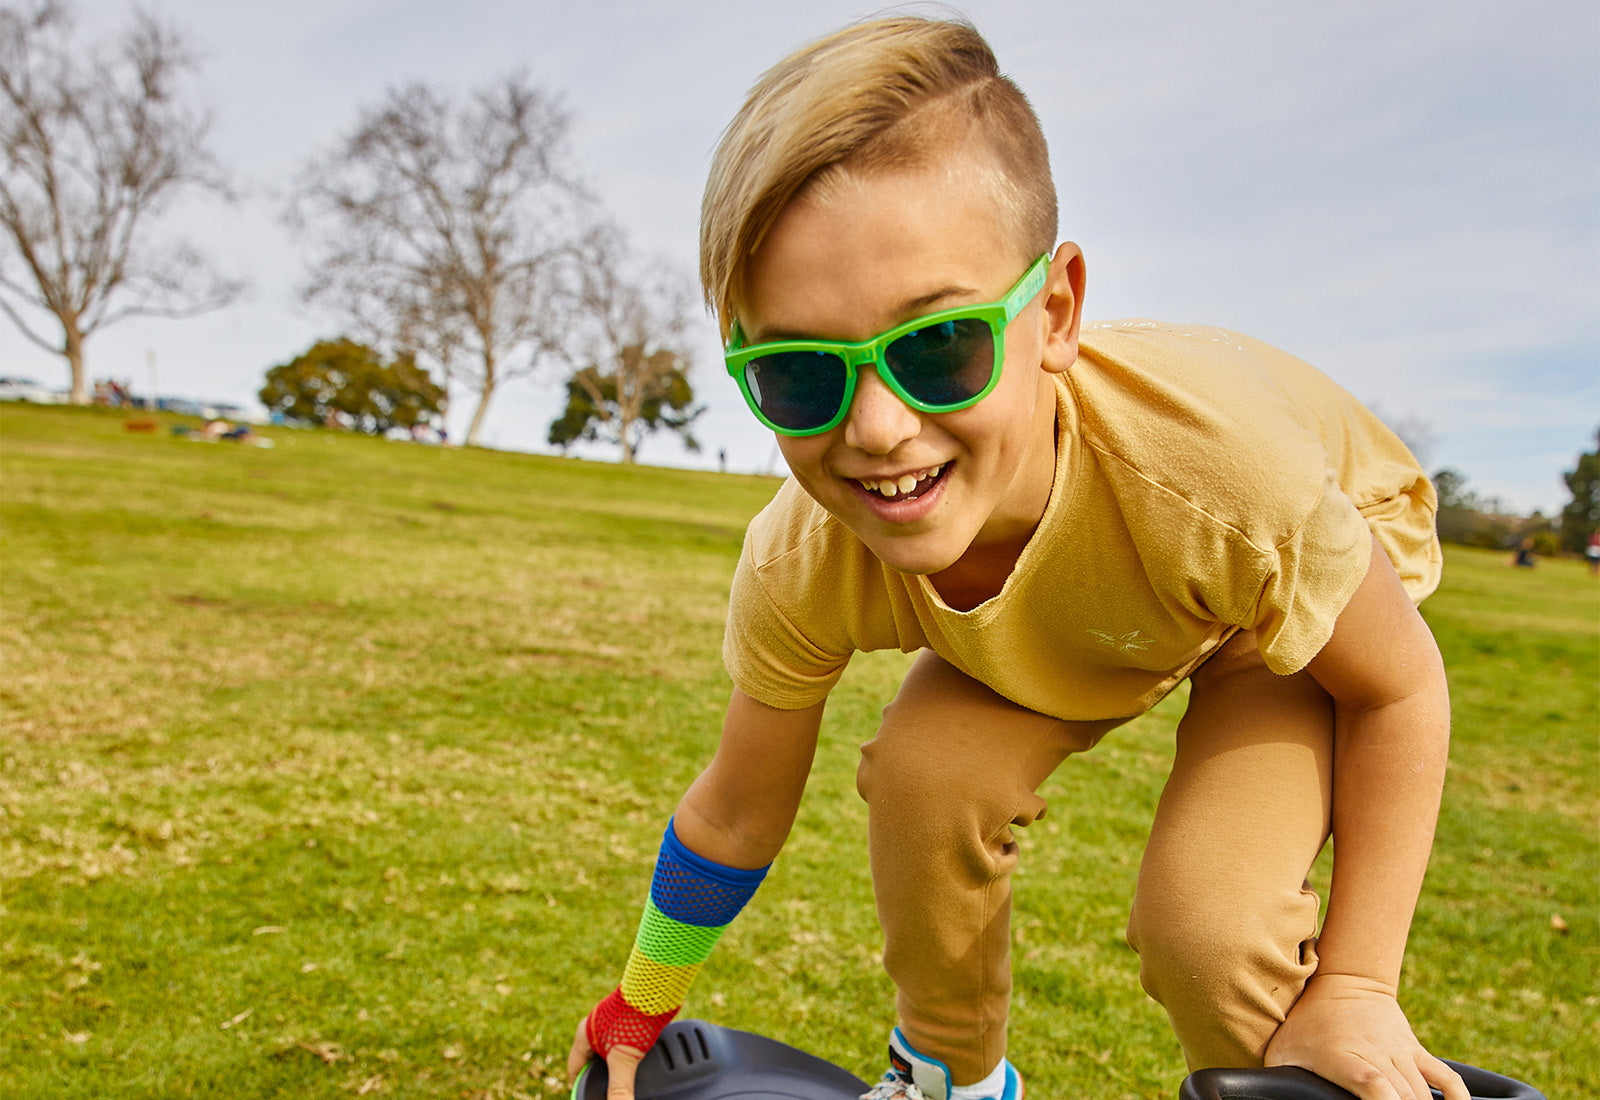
[585,986,679,1057]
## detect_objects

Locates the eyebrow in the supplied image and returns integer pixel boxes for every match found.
[749,284,980,345]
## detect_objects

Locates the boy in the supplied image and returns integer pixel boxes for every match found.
[568,16,1468,1100]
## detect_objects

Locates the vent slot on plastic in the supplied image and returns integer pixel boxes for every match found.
[656,1024,713,1071]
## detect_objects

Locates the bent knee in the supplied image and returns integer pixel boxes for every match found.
[856,727,1046,881]
[857,722,1034,820]
[1130,905,1260,989]
[858,721,970,803]
[1127,887,1318,1014]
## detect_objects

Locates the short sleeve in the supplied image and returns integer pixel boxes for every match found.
[1249,473,1373,674]
[722,530,851,710]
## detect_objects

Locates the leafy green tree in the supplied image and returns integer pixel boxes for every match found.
[260,339,443,434]
[1431,468,1478,511]
[1432,467,1479,546]
[547,345,701,463]
[1431,466,1525,549]
[1560,428,1600,553]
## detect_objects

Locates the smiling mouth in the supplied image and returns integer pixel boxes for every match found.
[856,463,947,503]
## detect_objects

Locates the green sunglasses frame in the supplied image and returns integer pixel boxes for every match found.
[724,254,1050,437]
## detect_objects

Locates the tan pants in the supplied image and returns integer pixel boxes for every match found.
[855,634,1332,1084]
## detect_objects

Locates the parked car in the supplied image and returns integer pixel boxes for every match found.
[0,376,63,403]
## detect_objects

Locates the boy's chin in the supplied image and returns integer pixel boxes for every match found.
[851,529,968,578]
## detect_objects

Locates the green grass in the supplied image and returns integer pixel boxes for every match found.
[2,402,1595,1098]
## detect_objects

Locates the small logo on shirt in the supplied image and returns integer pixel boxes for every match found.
[1088,628,1152,653]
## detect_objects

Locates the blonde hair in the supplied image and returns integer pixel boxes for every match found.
[700,16,1057,340]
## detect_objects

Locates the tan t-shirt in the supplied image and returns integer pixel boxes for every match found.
[723,320,1441,721]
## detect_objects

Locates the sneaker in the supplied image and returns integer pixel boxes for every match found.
[859,1029,1023,1100]
[862,1076,929,1100]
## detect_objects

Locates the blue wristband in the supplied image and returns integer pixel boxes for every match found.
[651,817,770,926]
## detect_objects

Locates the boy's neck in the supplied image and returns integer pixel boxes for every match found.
[927,536,1034,612]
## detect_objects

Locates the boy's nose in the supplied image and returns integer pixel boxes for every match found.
[843,365,921,455]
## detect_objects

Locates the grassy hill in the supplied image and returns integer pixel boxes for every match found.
[2,403,1595,1098]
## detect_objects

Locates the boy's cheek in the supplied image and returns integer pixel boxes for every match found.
[775,437,829,486]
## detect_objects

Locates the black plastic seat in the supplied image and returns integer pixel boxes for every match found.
[574,1019,868,1100]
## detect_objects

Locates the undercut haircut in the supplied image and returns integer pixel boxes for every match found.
[700,16,1059,340]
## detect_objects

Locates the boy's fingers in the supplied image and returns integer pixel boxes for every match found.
[565,1021,646,1100]
[1327,1057,1403,1100]
[1395,1057,1433,1100]
[1422,1056,1470,1100]
[604,1047,645,1100]
[563,1023,588,1080]
[566,1018,595,1081]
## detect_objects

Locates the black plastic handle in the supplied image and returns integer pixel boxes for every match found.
[1179,1060,1545,1100]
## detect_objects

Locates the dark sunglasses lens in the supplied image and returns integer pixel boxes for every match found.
[884,319,996,406]
[746,351,849,431]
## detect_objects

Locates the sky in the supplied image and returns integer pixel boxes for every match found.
[3,0,1597,515]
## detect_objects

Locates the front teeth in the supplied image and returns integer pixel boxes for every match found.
[861,464,944,497]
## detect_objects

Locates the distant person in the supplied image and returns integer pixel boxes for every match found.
[1511,537,1536,568]
[1587,530,1599,576]
[569,17,1464,1100]
[718,447,728,473]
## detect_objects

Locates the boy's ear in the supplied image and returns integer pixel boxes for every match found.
[1039,242,1086,375]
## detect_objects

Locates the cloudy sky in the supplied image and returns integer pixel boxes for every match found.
[4,0,1596,514]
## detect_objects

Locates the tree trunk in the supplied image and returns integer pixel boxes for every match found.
[619,405,636,464]
[64,321,88,405]
[463,383,494,447]
[464,347,496,446]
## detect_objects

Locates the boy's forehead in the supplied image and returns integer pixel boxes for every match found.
[737,150,1030,329]
[741,159,1028,343]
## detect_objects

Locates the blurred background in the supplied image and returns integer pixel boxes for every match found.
[3,0,1596,515]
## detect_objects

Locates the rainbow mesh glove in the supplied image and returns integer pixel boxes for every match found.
[584,819,768,1057]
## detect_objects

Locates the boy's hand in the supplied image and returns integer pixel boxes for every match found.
[567,1018,646,1100]
[1265,974,1469,1100]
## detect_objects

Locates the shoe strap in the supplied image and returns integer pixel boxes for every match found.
[888,1029,953,1100]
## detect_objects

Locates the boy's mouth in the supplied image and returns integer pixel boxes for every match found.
[855,463,947,503]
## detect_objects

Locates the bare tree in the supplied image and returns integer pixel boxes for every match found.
[0,1,239,404]
[289,75,589,447]
[548,228,703,464]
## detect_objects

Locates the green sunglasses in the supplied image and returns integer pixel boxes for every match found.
[725,255,1050,436]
